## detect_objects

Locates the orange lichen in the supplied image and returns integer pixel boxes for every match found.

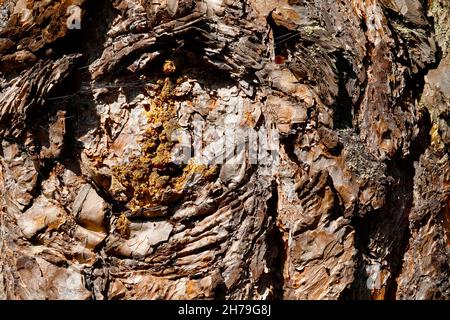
[115,213,130,239]
[112,67,217,213]
[163,59,176,75]
[172,160,218,192]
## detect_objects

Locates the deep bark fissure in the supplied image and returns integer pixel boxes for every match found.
[352,19,373,133]
[385,109,432,298]
[264,180,285,300]
[333,50,357,129]
[344,108,432,300]
[342,209,381,300]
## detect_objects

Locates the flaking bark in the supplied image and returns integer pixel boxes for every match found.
[0,0,448,300]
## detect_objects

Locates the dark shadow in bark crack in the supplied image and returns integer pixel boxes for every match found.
[385,108,432,299]
[342,109,432,300]
[264,180,285,299]
[333,50,357,129]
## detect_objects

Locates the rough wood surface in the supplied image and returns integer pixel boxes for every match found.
[0,0,448,300]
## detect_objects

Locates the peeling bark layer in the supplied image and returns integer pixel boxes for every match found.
[0,0,448,300]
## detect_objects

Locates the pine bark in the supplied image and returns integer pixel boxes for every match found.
[0,0,449,299]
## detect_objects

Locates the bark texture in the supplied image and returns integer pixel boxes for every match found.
[0,0,449,300]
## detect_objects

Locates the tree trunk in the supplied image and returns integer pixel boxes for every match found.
[0,0,448,300]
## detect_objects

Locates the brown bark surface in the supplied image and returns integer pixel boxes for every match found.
[0,0,448,299]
